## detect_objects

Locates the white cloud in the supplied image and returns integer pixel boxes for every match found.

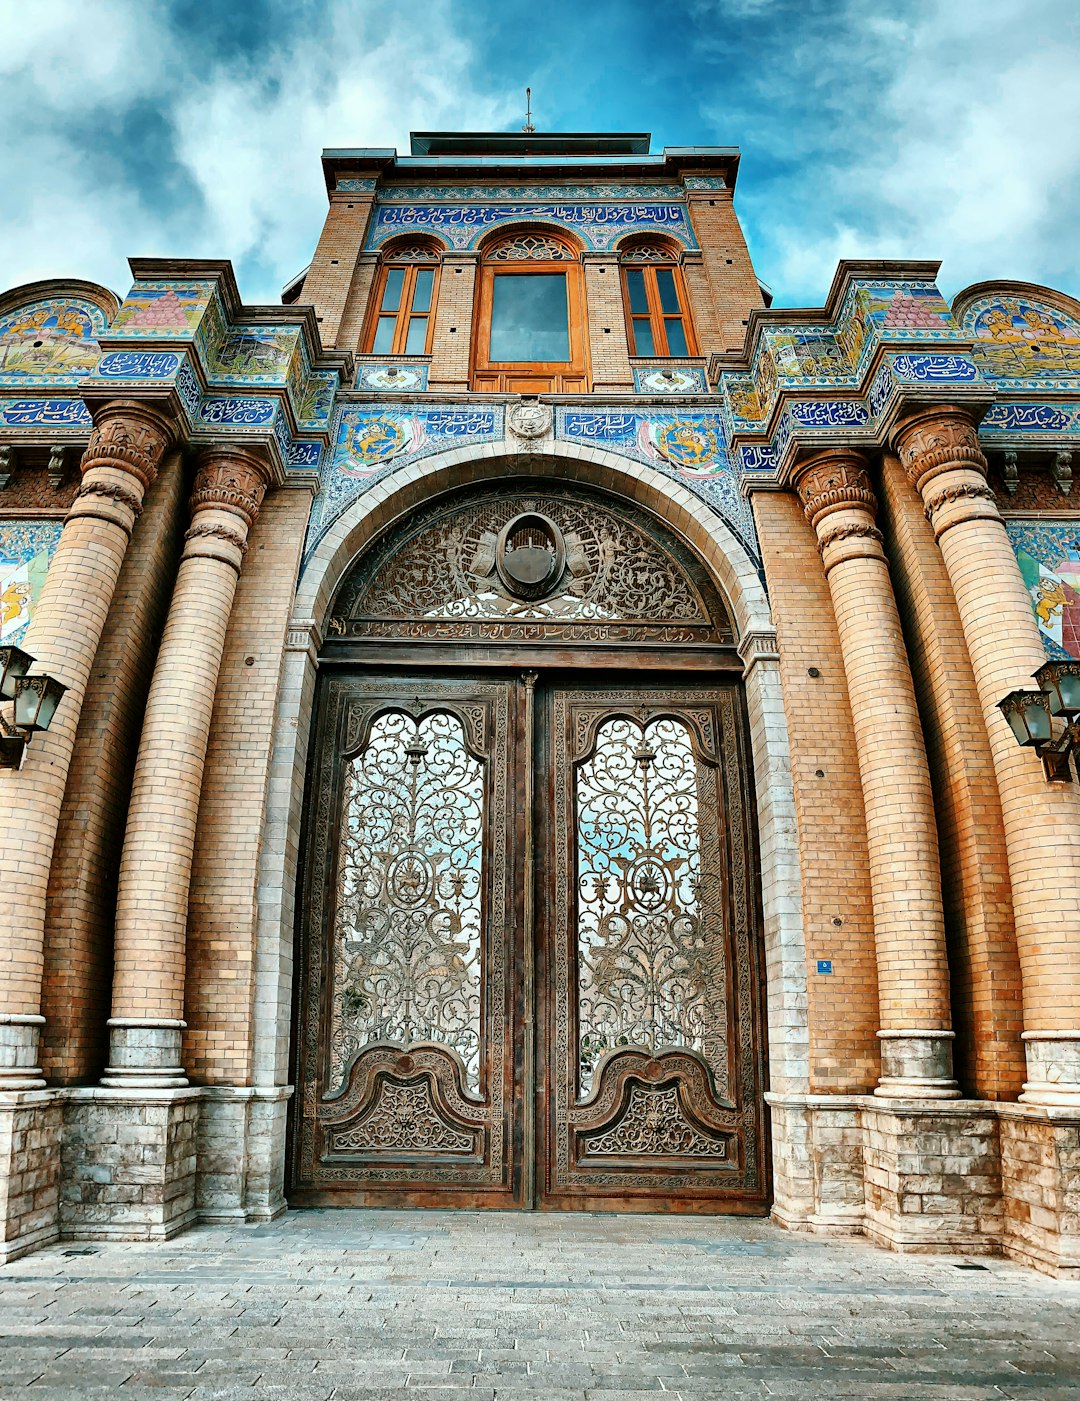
[0,0,512,304]
[702,0,1080,305]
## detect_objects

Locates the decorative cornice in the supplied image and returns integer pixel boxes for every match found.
[892,405,988,492]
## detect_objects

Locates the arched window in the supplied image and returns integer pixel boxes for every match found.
[472,228,588,392]
[364,240,442,356]
[619,241,696,358]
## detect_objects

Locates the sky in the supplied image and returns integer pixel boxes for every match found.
[2,0,1079,312]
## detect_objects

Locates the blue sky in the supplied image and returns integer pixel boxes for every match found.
[3,0,1079,314]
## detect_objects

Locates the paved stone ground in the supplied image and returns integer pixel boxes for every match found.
[1,1210,1080,1399]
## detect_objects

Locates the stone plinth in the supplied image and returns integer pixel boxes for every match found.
[197,1087,291,1224]
[999,1104,1080,1278]
[0,1090,62,1264]
[60,1088,201,1241]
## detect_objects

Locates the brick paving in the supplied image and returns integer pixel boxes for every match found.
[1,1209,1079,1400]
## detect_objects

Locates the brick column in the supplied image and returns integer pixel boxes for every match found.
[0,401,174,1089]
[894,406,1080,1106]
[793,448,957,1098]
[104,446,272,1088]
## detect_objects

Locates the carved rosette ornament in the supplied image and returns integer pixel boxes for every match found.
[508,399,553,442]
[892,406,997,541]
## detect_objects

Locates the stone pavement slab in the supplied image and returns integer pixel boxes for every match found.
[0,1209,1079,1398]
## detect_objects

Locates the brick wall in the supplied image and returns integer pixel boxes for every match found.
[41,452,186,1084]
[302,194,377,348]
[752,490,879,1091]
[685,190,764,353]
[584,255,633,391]
[428,254,477,391]
[183,488,312,1085]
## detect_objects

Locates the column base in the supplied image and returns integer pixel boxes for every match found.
[0,1015,47,1091]
[101,1018,188,1089]
[874,1030,960,1100]
[766,1093,1003,1256]
[999,1103,1080,1278]
[0,1088,62,1263]
[61,1087,201,1241]
[1018,1032,1080,1107]
[197,1086,291,1224]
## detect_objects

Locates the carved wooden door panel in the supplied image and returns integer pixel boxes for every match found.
[536,684,769,1212]
[291,675,524,1207]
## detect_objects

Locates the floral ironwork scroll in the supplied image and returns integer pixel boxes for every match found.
[331,709,485,1092]
[575,715,726,1093]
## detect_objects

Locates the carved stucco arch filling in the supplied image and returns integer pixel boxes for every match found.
[253,445,809,1136]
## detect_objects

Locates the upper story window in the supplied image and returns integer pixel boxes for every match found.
[472,228,588,393]
[620,241,696,358]
[364,239,442,356]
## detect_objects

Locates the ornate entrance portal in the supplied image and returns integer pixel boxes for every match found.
[290,488,769,1212]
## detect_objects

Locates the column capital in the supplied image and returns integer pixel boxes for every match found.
[191,445,273,531]
[891,404,987,492]
[82,400,176,490]
[792,446,876,529]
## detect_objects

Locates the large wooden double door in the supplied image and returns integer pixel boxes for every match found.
[290,670,769,1212]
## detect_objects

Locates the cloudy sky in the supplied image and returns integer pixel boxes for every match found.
[2,0,1078,311]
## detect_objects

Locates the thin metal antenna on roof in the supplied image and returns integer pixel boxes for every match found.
[522,87,535,134]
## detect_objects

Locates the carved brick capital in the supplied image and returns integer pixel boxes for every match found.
[82,400,175,490]
[792,447,876,530]
[191,446,272,530]
[892,405,987,493]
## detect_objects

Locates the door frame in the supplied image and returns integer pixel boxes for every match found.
[287,653,770,1213]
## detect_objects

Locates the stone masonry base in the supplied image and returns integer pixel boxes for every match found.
[2,1088,1076,1273]
[767,1093,1080,1278]
[0,1085,290,1262]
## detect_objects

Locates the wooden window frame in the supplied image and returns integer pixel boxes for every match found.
[362,252,442,356]
[619,254,698,359]
[471,229,590,392]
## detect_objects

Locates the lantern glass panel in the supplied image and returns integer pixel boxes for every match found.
[1037,661,1080,717]
[13,675,66,732]
[0,645,33,701]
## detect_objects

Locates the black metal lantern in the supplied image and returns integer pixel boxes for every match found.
[12,674,67,732]
[1035,660,1080,718]
[997,688,1053,747]
[0,644,32,701]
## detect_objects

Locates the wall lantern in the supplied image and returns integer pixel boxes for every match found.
[998,660,1080,782]
[0,645,67,770]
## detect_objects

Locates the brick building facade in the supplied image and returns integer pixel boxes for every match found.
[1,131,1078,1275]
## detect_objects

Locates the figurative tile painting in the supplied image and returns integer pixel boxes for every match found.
[0,520,63,646]
[206,325,297,383]
[110,284,213,338]
[965,295,1080,383]
[1006,519,1080,659]
[0,299,106,385]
